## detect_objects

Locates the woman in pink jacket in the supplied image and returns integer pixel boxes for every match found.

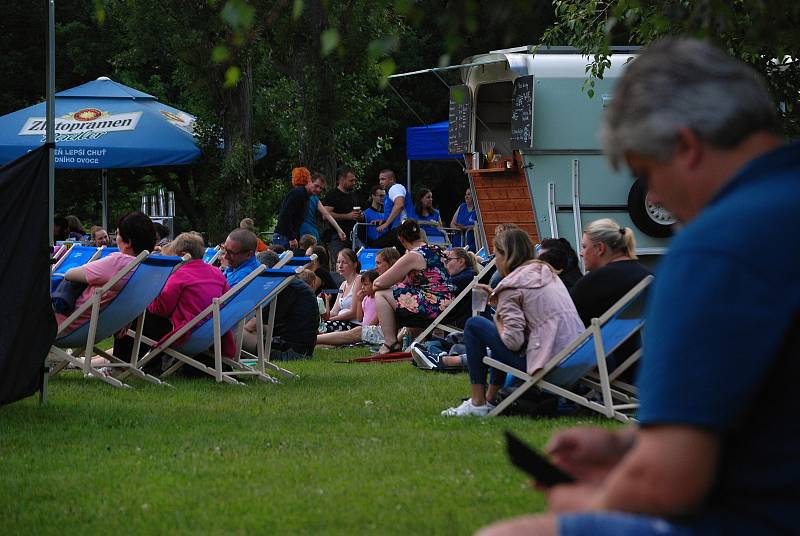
[441,228,584,417]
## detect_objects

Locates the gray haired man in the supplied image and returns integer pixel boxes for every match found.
[479,38,799,536]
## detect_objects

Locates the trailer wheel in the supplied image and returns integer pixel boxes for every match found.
[627,179,676,238]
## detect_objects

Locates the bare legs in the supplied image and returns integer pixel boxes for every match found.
[316,327,362,346]
[375,288,398,350]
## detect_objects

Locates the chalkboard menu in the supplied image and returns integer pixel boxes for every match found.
[448,85,472,154]
[510,75,534,149]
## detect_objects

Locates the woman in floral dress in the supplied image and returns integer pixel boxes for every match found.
[372,220,455,353]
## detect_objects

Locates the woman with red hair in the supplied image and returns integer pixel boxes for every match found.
[292,168,346,243]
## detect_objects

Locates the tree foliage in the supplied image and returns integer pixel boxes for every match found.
[542,0,800,136]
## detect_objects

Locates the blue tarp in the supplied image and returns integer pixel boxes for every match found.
[406,121,461,161]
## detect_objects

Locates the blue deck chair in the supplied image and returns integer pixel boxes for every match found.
[47,252,183,389]
[132,265,301,384]
[97,246,120,258]
[356,247,381,272]
[50,245,101,291]
[484,275,653,422]
[203,246,221,264]
[281,254,317,269]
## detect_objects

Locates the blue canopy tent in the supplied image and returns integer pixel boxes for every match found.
[405,121,462,191]
[0,77,265,230]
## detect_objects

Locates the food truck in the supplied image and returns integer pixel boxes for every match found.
[395,45,674,266]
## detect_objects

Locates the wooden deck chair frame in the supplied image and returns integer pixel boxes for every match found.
[130,265,301,385]
[411,257,497,346]
[483,275,653,423]
[274,250,293,268]
[47,251,183,389]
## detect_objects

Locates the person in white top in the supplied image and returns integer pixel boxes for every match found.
[371,169,408,251]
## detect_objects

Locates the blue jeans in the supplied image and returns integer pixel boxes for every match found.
[464,316,526,386]
[272,232,290,248]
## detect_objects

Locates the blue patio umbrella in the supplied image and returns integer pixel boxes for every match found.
[0,77,201,169]
[0,76,266,229]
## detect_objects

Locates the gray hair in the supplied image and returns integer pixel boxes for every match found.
[600,38,780,169]
[227,228,257,254]
[166,232,205,259]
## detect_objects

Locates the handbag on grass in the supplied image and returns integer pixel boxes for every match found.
[361,325,384,345]
[51,279,87,315]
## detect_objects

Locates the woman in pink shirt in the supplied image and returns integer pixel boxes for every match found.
[55,211,155,333]
[113,232,235,369]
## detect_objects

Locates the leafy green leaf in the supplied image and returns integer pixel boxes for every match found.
[224,65,241,88]
[321,29,340,57]
[292,0,304,20]
[212,46,230,64]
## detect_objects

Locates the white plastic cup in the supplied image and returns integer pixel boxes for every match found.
[471,287,489,315]
[353,206,361,212]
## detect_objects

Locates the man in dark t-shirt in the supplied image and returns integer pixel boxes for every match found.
[323,166,360,264]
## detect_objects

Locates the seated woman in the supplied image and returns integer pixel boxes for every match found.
[440,228,584,417]
[54,211,156,334]
[445,247,477,291]
[412,188,447,244]
[318,249,362,333]
[372,220,455,353]
[570,218,653,326]
[374,247,400,275]
[112,232,236,372]
[315,270,382,346]
[537,237,583,290]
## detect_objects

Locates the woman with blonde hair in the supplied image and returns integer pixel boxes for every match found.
[441,228,583,417]
[571,218,652,326]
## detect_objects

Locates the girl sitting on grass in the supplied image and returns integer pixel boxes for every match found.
[316,270,382,346]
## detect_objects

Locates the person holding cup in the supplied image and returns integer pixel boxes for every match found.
[441,228,584,417]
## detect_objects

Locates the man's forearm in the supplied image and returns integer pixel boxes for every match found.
[384,204,403,226]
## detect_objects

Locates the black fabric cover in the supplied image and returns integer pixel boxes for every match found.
[0,145,57,405]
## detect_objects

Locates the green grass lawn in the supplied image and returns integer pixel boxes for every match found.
[0,347,616,535]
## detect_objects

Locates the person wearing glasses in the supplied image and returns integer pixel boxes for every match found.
[221,228,260,288]
[362,184,386,246]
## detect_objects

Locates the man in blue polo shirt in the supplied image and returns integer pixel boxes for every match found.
[479,39,800,536]
[221,228,260,288]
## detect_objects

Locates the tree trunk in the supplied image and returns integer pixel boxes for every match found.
[221,52,254,231]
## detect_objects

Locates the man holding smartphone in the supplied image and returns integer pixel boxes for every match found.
[480,39,800,536]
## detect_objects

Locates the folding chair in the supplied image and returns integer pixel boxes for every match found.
[356,247,381,272]
[282,254,317,269]
[483,275,653,422]
[47,252,183,389]
[203,246,222,264]
[97,246,119,258]
[410,257,497,346]
[132,265,301,385]
[51,244,100,274]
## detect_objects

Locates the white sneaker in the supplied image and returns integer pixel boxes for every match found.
[441,399,492,417]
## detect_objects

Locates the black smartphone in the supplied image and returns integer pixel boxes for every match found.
[505,430,575,487]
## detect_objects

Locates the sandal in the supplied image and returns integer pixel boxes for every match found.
[377,342,401,355]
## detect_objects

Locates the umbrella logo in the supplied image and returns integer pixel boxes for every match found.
[71,108,104,121]
[18,110,143,142]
